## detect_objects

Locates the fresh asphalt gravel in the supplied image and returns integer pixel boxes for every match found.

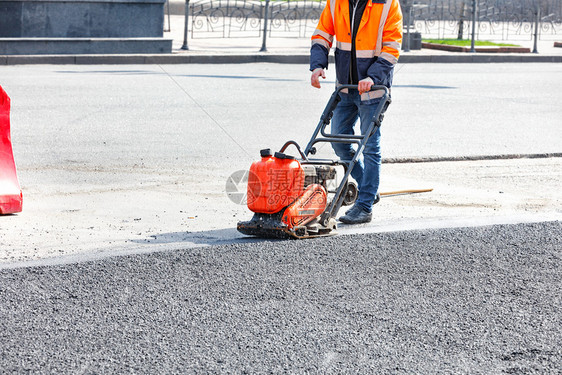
[1,222,561,374]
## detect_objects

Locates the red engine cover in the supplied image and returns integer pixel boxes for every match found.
[282,184,327,229]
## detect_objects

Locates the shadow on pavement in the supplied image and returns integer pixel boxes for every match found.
[177,74,302,81]
[55,70,304,82]
[131,227,285,247]
[393,84,457,89]
[55,70,162,75]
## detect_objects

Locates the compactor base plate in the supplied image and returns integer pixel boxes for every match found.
[237,213,337,239]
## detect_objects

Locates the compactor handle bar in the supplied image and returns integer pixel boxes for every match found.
[280,85,390,161]
[336,84,389,94]
[303,84,390,157]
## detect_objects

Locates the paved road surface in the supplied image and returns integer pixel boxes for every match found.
[0,63,560,263]
[1,221,560,373]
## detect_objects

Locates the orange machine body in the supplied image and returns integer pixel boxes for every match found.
[282,184,327,229]
[247,154,305,214]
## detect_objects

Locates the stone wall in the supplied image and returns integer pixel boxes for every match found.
[0,0,172,54]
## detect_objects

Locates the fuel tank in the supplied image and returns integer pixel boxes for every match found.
[247,149,304,214]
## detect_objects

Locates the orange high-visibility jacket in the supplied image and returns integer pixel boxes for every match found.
[311,0,403,98]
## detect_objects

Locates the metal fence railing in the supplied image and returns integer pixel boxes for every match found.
[189,0,263,38]
[178,0,562,51]
[404,0,562,41]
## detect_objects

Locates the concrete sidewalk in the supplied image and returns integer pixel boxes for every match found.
[1,14,562,64]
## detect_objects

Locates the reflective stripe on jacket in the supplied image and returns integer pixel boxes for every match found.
[311,0,403,99]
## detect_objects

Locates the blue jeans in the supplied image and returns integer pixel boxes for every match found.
[331,90,382,213]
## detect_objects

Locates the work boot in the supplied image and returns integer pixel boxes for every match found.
[339,205,372,224]
[345,193,380,215]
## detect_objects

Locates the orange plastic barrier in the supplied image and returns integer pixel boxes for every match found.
[0,86,23,214]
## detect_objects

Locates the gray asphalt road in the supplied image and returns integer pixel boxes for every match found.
[1,63,561,262]
[1,221,560,374]
[1,63,561,174]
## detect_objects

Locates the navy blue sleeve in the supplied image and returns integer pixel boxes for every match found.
[310,44,329,71]
[366,58,395,87]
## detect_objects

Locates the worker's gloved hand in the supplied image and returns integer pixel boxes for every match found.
[311,68,326,89]
[358,77,374,95]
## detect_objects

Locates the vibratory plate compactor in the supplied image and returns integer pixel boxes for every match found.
[237,85,390,239]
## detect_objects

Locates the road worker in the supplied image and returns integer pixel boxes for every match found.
[310,0,403,224]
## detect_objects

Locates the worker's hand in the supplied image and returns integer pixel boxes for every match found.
[358,77,374,95]
[311,68,326,89]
